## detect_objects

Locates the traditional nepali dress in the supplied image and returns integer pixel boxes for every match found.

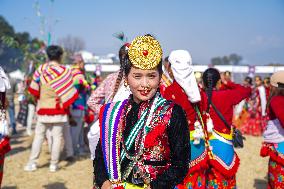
[165,81,251,189]
[240,86,267,136]
[260,95,284,189]
[93,93,190,189]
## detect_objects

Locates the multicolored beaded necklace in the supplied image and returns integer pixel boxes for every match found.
[100,93,166,185]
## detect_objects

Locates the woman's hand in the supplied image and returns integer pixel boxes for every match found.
[101,180,112,189]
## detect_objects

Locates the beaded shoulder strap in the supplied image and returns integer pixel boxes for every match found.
[100,99,128,182]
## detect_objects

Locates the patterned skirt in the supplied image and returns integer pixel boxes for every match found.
[267,159,284,189]
[206,168,236,189]
[175,169,206,189]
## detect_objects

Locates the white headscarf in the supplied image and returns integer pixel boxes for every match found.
[0,66,11,92]
[169,50,201,103]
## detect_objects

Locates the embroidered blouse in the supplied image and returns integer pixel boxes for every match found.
[93,97,190,189]
[87,72,119,120]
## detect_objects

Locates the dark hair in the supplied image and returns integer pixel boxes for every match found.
[123,34,163,76]
[224,71,231,76]
[264,77,270,85]
[164,56,169,63]
[245,76,253,85]
[202,68,221,112]
[46,45,63,61]
[254,75,262,81]
[110,44,128,100]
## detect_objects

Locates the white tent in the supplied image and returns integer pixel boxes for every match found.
[9,69,25,80]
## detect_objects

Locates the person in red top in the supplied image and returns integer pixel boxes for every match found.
[166,65,251,188]
[260,71,284,189]
[241,76,267,136]
[164,50,203,189]
[201,68,251,188]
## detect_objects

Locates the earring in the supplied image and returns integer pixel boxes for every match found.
[124,80,128,88]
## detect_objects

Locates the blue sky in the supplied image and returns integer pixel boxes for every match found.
[1,0,284,65]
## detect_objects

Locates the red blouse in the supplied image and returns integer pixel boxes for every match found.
[269,95,284,128]
[164,81,251,134]
[202,81,251,134]
[164,81,198,131]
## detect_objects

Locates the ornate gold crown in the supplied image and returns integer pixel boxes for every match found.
[128,35,163,70]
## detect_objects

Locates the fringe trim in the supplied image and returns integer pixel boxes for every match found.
[188,150,209,174]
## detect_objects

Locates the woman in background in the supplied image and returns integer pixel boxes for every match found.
[0,66,12,187]
[201,68,251,188]
[260,71,284,189]
[241,76,267,136]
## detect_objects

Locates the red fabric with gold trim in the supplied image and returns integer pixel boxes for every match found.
[208,152,240,178]
[137,102,174,180]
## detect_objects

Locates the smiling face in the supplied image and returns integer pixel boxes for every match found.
[126,66,161,104]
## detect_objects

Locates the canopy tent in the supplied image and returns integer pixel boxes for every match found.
[9,69,25,80]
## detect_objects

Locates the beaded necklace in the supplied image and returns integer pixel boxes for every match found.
[120,93,166,162]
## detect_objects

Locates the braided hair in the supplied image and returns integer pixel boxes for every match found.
[110,44,128,100]
[202,68,221,112]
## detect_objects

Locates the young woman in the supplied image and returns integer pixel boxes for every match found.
[260,71,284,189]
[167,67,251,189]
[0,66,11,187]
[201,68,251,188]
[241,76,267,136]
[93,35,190,189]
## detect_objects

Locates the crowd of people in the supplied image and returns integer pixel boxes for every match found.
[0,34,284,189]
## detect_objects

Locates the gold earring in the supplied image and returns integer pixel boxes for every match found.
[124,80,128,87]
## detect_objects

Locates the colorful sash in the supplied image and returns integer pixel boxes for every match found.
[100,100,127,182]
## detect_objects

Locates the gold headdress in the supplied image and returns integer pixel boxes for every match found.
[128,35,163,70]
